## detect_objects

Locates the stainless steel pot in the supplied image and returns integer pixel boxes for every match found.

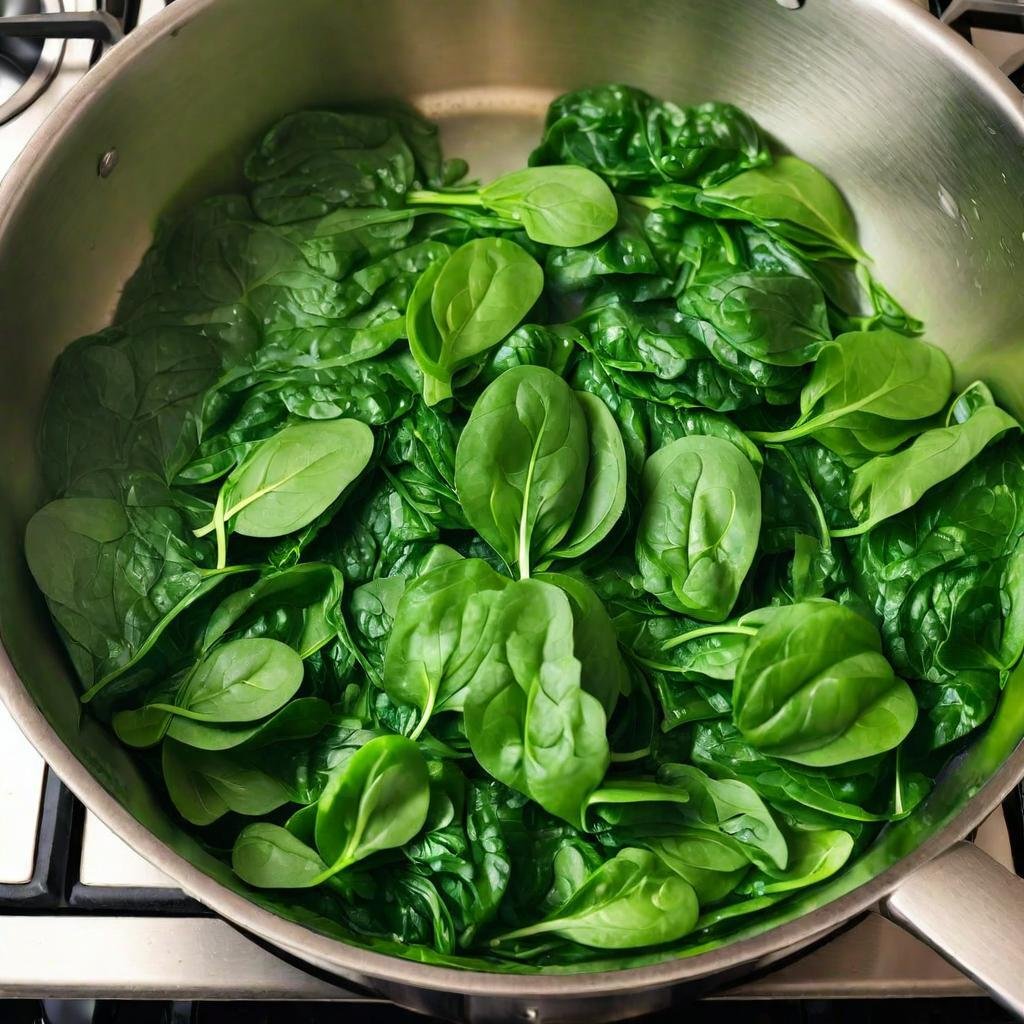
[3,0,1024,1019]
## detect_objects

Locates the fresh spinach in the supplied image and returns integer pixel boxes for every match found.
[492,847,698,949]
[407,237,543,403]
[26,86,1024,968]
[409,165,618,247]
[637,435,762,621]
[732,601,917,766]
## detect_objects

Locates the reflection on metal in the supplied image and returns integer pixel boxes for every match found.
[0,0,64,126]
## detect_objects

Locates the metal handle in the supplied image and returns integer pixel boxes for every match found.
[882,841,1024,1017]
[0,13,124,45]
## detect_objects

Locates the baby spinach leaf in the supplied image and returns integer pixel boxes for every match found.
[476,166,617,246]
[315,735,430,876]
[637,435,762,621]
[539,572,628,717]
[381,558,511,734]
[530,85,768,189]
[202,562,344,658]
[645,829,750,904]
[547,392,628,561]
[732,600,917,766]
[678,265,831,367]
[199,420,374,554]
[24,483,238,698]
[148,638,304,723]
[472,323,578,388]
[666,156,867,261]
[834,403,1019,537]
[455,365,590,577]
[737,827,853,896]
[39,325,222,498]
[166,697,331,751]
[407,238,543,397]
[593,763,788,873]
[464,579,609,824]
[162,739,291,826]
[232,822,328,888]
[749,330,952,448]
[492,847,698,949]
[692,721,927,823]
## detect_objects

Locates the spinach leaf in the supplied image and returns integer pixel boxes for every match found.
[749,330,952,449]
[381,558,511,733]
[661,156,867,261]
[202,562,344,657]
[732,600,917,766]
[530,85,768,188]
[455,366,590,577]
[539,572,628,717]
[162,739,291,826]
[232,822,328,887]
[678,265,831,368]
[245,111,417,224]
[407,238,543,401]
[477,166,617,246]
[40,326,222,498]
[24,482,237,698]
[197,419,374,561]
[645,829,750,904]
[493,847,698,949]
[548,392,628,560]
[637,435,762,621]
[464,579,609,824]
[143,637,304,723]
[736,827,853,896]
[834,403,1019,537]
[164,696,331,751]
[692,721,928,823]
[315,735,430,875]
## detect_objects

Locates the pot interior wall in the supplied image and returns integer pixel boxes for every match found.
[1,0,1024,989]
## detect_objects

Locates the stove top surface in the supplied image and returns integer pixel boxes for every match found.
[1,0,1023,1013]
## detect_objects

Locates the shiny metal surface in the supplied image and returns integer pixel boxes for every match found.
[0,0,64,126]
[1,0,1024,1019]
[884,841,1024,1015]
[0,0,97,170]
[0,914,985,1002]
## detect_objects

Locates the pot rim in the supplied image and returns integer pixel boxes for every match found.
[2,0,1024,1000]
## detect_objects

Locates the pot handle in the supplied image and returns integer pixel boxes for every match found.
[882,840,1024,1016]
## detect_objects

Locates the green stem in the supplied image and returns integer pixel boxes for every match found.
[490,920,563,946]
[622,193,661,210]
[408,676,435,742]
[213,492,228,571]
[660,624,758,652]
[407,189,484,208]
[610,747,651,764]
[829,523,869,539]
[770,444,831,550]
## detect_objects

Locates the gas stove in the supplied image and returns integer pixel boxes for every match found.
[1,2,1024,1021]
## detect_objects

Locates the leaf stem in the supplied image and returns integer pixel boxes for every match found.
[622,194,661,210]
[213,492,228,570]
[829,523,869,539]
[660,624,758,652]
[407,189,484,208]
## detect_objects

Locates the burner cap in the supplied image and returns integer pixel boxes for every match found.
[0,0,64,126]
